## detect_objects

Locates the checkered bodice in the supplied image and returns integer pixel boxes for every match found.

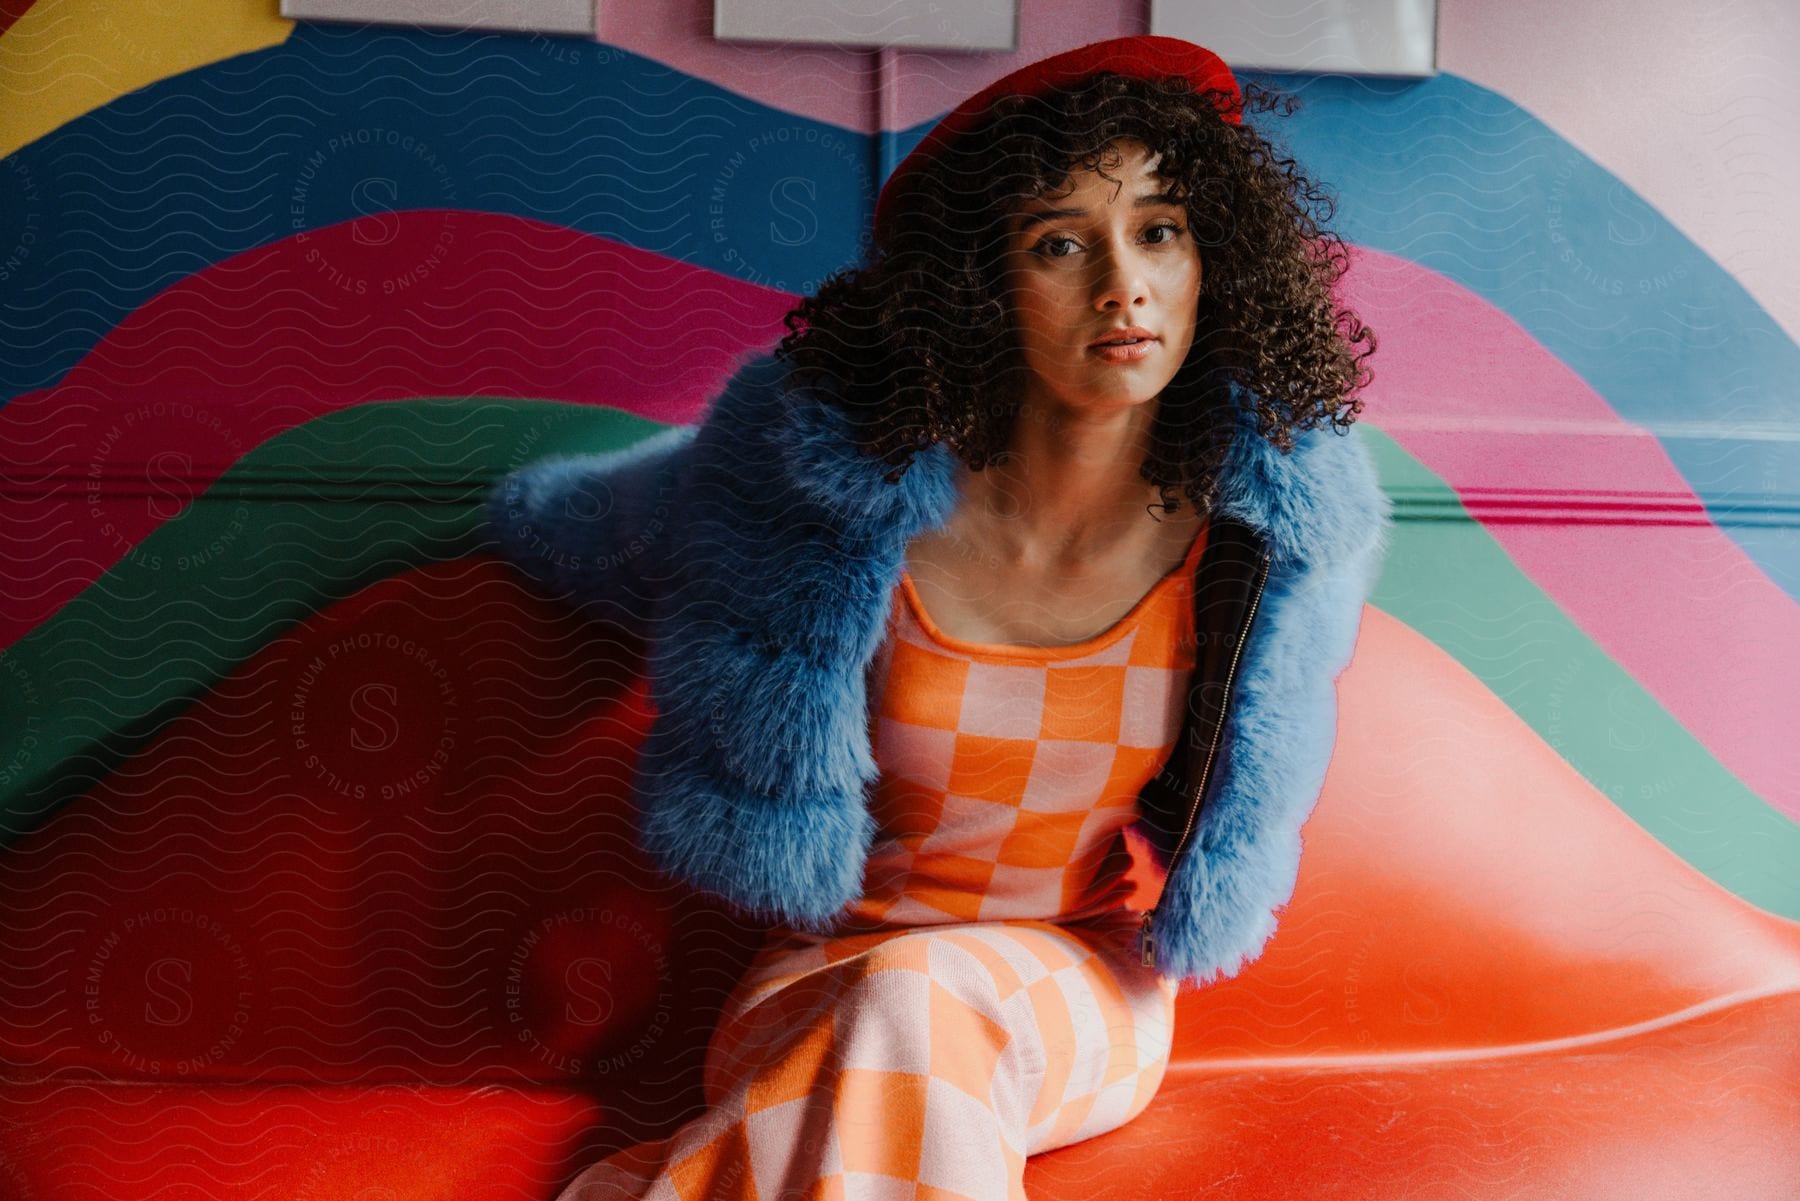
[832,520,1208,933]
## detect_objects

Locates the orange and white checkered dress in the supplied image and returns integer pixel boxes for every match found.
[558,520,1207,1201]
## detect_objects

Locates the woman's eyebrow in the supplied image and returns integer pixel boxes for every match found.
[1012,190,1184,233]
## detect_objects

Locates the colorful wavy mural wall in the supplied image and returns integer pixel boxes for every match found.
[1,0,1796,935]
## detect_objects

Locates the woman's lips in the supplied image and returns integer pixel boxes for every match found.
[1088,336,1157,364]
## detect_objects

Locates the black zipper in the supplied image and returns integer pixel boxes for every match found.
[1141,548,1272,969]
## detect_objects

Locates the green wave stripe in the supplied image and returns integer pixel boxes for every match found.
[0,397,662,847]
[1,403,1790,921]
[1362,425,1797,920]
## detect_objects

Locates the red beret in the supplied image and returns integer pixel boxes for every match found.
[873,35,1243,241]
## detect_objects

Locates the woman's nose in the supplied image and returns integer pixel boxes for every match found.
[1090,237,1150,309]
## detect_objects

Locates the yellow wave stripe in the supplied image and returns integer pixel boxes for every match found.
[0,0,293,159]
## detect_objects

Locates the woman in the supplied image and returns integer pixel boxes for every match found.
[487,34,1391,1200]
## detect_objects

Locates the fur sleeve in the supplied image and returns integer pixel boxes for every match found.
[1150,430,1394,992]
[482,422,699,630]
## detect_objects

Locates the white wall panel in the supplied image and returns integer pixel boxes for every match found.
[713,0,1016,52]
[1151,0,1436,76]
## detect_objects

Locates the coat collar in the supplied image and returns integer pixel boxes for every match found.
[747,347,1390,575]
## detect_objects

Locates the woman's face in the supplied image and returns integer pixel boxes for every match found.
[1000,138,1200,416]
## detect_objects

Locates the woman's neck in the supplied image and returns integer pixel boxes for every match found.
[953,402,1179,570]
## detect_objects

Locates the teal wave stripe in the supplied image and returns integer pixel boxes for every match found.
[1365,424,1798,919]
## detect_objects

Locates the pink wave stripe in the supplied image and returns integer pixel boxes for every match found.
[0,210,796,649]
[1340,246,1800,819]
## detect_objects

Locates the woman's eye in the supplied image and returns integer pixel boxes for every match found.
[1030,223,1187,259]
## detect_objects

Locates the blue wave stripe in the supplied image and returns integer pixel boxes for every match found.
[891,71,1800,598]
[2,29,1793,594]
[1242,70,1800,597]
[0,22,880,403]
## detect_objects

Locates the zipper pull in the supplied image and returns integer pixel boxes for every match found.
[1140,908,1156,968]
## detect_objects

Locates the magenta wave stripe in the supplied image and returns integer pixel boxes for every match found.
[0,210,797,649]
[1339,246,1800,819]
[3,211,1791,819]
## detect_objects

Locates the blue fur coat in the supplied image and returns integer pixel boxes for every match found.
[484,347,1392,992]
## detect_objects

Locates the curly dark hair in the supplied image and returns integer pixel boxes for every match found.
[773,70,1376,520]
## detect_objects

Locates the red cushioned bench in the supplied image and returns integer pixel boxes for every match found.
[2,559,1795,1199]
